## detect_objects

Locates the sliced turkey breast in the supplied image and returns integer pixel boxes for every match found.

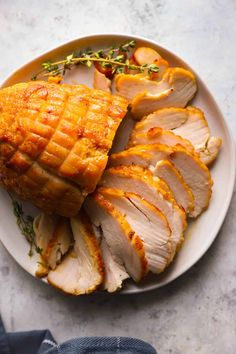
[115,73,163,101]
[170,146,213,217]
[128,127,194,152]
[84,192,147,282]
[154,160,194,213]
[100,165,186,257]
[131,106,222,164]
[33,213,73,277]
[115,67,197,119]
[99,188,172,273]
[47,212,104,295]
[90,223,129,292]
[197,136,222,165]
[109,144,213,217]
[170,106,210,148]
[0,82,128,217]
[100,237,129,292]
[93,68,111,92]
[116,67,196,103]
[133,107,189,132]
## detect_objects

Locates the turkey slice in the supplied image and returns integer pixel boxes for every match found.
[100,237,129,292]
[132,106,222,165]
[33,213,72,277]
[93,68,111,92]
[170,146,213,217]
[109,144,212,217]
[115,68,196,119]
[90,223,129,292]
[115,73,164,101]
[99,187,172,273]
[197,136,222,165]
[100,165,186,258]
[47,212,104,295]
[84,192,147,282]
[133,107,189,132]
[116,67,196,103]
[128,127,194,152]
[154,160,194,213]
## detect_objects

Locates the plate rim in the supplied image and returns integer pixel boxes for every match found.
[0,33,235,294]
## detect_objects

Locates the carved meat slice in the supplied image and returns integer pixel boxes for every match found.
[115,68,197,119]
[47,212,104,295]
[84,192,148,282]
[99,188,172,273]
[131,106,222,164]
[93,69,111,92]
[33,213,72,277]
[100,237,129,292]
[197,137,222,165]
[89,223,130,293]
[100,165,186,258]
[170,147,213,217]
[128,127,194,152]
[154,160,194,213]
[133,107,189,132]
[115,73,163,101]
[109,144,213,217]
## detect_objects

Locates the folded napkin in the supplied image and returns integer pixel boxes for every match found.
[0,316,157,354]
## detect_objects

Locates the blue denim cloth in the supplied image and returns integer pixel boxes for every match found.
[0,316,157,354]
[42,337,157,354]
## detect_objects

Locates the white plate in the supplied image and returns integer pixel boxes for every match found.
[0,34,235,294]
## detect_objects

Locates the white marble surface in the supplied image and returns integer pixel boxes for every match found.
[0,1,236,353]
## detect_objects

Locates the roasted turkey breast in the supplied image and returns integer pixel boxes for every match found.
[99,188,173,274]
[100,236,130,293]
[33,213,73,277]
[100,165,186,258]
[90,222,130,292]
[154,160,194,213]
[115,68,197,119]
[109,144,213,217]
[84,192,148,282]
[0,81,128,216]
[128,127,194,151]
[47,212,104,295]
[130,106,222,165]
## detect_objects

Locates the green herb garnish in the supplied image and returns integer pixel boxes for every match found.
[10,195,42,256]
[32,40,159,80]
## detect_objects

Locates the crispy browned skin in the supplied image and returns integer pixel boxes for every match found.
[0,81,128,216]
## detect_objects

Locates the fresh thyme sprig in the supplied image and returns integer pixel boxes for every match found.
[9,194,42,256]
[32,40,159,80]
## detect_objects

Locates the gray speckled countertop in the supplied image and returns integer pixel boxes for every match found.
[0,1,236,353]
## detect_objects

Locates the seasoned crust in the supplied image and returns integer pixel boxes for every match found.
[0,81,128,216]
